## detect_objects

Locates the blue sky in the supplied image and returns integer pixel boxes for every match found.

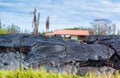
[0,0,120,32]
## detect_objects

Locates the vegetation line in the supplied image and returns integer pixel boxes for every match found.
[0,68,119,78]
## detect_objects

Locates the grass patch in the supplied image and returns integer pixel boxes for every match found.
[0,67,119,78]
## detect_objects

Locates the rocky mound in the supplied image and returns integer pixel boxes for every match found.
[0,34,120,76]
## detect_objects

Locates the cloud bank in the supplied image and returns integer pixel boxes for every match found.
[0,0,120,32]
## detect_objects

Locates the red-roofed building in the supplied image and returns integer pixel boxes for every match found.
[46,29,89,40]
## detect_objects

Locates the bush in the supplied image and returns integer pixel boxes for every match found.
[0,29,7,34]
[0,68,119,78]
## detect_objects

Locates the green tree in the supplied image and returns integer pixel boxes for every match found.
[0,19,7,34]
[0,29,7,34]
[64,27,88,30]
[6,23,20,34]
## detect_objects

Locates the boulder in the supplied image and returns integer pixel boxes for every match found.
[99,37,120,57]
[27,41,114,72]
[0,52,29,70]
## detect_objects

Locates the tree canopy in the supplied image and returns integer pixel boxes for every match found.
[64,27,89,30]
[0,19,21,34]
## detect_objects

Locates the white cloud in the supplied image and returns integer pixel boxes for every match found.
[0,2,14,7]
[0,0,120,32]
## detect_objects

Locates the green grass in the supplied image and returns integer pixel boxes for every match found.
[0,67,119,78]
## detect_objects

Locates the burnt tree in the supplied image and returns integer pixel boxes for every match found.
[31,8,40,35]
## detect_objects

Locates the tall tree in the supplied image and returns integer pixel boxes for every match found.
[0,19,7,34]
[46,16,50,33]
[31,8,40,35]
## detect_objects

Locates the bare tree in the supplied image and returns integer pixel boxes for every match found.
[90,19,115,35]
[117,29,120,35]
[31,8,40,35]
[46,16,50,33]
[112,24,116,35]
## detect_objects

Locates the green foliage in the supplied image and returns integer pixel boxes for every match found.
[0,19,21,34]
[0,29,7,34]
[40,31,46,35]
[0,68,119,78]
[64,27,89,30]
[6,23,20,34]
[0,19,7,34]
